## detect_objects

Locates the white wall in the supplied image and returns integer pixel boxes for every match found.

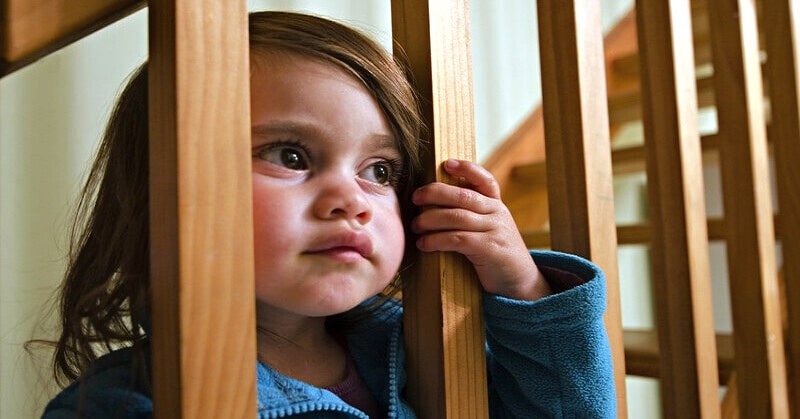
[0,1,647,418]
[0,10,149,418]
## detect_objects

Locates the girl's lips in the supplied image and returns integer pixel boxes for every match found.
[310,247,366,263]
[306,230,374,261]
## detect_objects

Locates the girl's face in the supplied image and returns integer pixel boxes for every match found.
[250,54,405,320]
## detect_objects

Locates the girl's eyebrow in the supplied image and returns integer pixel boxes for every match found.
[251,121,398,152]
[251,121,318,138]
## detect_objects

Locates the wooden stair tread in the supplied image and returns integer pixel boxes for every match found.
[611,42,713,81]
[512,133,722,184]
[624,329,735,382]
[521,215,781,248]
[608,74,717,125]
[521,219,724,247]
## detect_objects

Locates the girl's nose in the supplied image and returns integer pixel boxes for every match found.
[312,177,373,224]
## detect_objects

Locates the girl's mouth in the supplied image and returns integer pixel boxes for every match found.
[306,230,373,262]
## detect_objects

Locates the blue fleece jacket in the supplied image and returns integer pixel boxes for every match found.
[42,250,616,418]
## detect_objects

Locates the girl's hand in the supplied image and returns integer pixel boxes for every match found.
[412,159,551,301]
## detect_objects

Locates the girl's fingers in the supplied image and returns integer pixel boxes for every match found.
[441,159,501,199]
[412,159,501,212]
[415,230,490,255]
[412,183,496,213]
[412,207,489,234]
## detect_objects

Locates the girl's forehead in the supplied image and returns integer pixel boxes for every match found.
[250,53,372,100]
[250,51,344,77]
[248,50,410,160]
[249,53,401,147]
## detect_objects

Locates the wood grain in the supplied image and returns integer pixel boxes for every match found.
[635,0,720,416]
[536,1,627,416]
[761,0,800,416]
[391,0,488,418]
[148,1,256,417]
[707,0,790,416]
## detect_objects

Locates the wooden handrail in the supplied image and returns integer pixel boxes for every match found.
[1,0,145,77]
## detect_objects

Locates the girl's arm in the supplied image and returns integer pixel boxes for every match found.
[483,250,616,418]
[412,160,616,417]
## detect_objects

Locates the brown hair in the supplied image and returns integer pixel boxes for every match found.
[50,10,424,386]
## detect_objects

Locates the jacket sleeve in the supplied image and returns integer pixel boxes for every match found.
[484,250,617,418]
[42,388,153,419]
[41,348,153,419]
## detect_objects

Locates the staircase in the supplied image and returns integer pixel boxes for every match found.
[485,2,797,417]
[3,1,798,417]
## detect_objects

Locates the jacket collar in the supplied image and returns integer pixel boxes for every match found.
[255,298,414,418]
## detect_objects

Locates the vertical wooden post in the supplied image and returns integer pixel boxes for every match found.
[762,1,800,417]
[148,1,256,417]
[635,0,720,416]
[391,1,489,418]
[706,0,790,416]
[537,1,627,417]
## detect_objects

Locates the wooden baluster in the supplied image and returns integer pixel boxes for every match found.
[635,0,720,416]
[391,1,489,418]
[761,0,800,417]
[536,1,627,417]
[148,1,256,417]
[706,0,789,416]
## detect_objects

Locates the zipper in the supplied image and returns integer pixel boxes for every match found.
[385,324,402,419]
[261,401,369,418]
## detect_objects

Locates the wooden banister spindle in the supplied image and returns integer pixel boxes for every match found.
[536,1,627,417]
[635,0,720,416]
[706,0,790,416]
[148,1,256,417]
[762,1,800,417]
[391,0,489,418]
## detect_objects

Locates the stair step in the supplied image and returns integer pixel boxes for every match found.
[521,218,727,248]
[624,329,735,382]
[608,75,717,125]
[522,214,779,247]
[512,133,722,185]
[611,42,713,81]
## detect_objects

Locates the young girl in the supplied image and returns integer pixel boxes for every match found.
[42,11,615,418]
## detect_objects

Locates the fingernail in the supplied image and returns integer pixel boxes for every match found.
[445,159,458,169]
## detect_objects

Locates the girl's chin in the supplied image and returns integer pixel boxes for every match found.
[256,277,393,317]
[257,295,374,318]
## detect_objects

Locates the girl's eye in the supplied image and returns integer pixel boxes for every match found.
[255,144,309,170]
[360,160,400,186]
